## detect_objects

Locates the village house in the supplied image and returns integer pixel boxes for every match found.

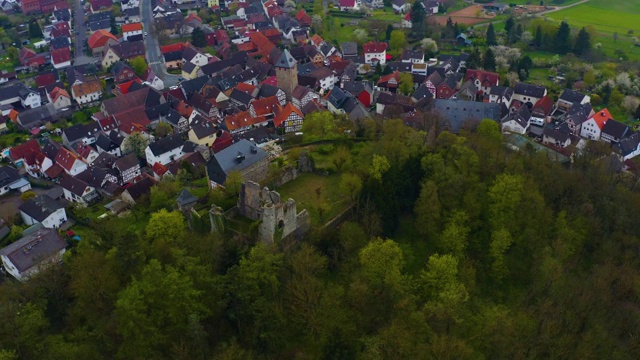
[600,119,630,144]
[46,87,72,110]
[363,41,388,66]
[580,108,612,141]
[114,153,141,184]
[0,227,67,282]
[145,134,185,166]
[529,96,554,126]
[205,139,269,189]
[71,80,103,106]
[464,69,499,96]
[60,175,100,206]
[0,166,31,195]
[512,82,547,108]
[19,195,67,229]
[502,106,531,135]
[274,103,304,133]
[122,22,143,42]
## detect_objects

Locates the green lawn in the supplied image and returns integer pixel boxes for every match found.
[546,0,640,60]
[275,173,349,227]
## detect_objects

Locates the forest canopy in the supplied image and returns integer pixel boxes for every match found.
[1,119,640,359]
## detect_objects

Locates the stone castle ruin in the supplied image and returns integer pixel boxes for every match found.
[236,181,309,244]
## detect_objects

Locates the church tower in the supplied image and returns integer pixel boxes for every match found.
[275,49,298,101]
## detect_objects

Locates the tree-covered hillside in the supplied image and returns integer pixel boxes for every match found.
[1,119,640,359]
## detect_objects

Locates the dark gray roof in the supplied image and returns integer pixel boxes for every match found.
[503,105,531,129]
[402,49,424,61]
[114,153,139,171]
[616,132,640,156]
[275,49,296,69]
[180,76,209,96]
[176,188,198,207]
[514,82,546,98]
[229,88,253,106]
[63,123,101,143]
[559,88,587,104]
[258,84,280,98]
[602,119,630,139]
[412,84,434,101]
[147,134,184,156]
[340,42,358,56]
[89,19,111,32]
[60,174,91,196]
[0,166,23,188]
[191,122,218,139]
[18,195,64,222]
[327,86,349,109]
[0,227,66,273]
[543,126,570,143]
[50,37,70,50]
[206,139,268,185]
[124,176,155,200]
[434,99,501,133]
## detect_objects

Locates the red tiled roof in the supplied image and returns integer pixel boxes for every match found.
[122,22,143,33]
[273,103,303,128]
[75,143,95,159]
[114,107,150,132]
[161,42,187,54]
[532,96,554,115]
[465,69,499,87]
[35,73,56,88]
[339,0,356,7]
[55,147,82,172]
[175,101,194,118]
[296,9,312,26]
[44,164,64,179]
[211,130,233,153]
[236,82,257,96]
[152,162,168,176]
[225,111,266,132]
[310,34,323,47]
[88,30,118,49]
[10,139,42,163]
[261,76,277,86]
[116,79,142,95]
[378,70,400,85]
[363,41,387,54]
[49,87,70,103]
[98,116,118,132]
[185,13,202,23]
[251,96,281,116]
[51,48,71,64]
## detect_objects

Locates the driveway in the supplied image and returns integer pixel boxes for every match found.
[140,1,180,88]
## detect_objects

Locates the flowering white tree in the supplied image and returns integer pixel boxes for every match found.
[420,38,438,54]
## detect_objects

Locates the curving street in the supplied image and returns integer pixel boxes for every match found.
[140,0,180,88]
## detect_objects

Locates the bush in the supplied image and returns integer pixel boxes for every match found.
[317,144,335,155]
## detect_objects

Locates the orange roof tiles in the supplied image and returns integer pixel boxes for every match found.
[121,22,143,33]
[88,29,118,49]
[588,108,612,130]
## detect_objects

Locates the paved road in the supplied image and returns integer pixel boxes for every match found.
[140,0,180,88]
[73,0,96,66]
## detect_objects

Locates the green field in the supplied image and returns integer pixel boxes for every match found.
[504,0,584,5]
[546,0,640,59]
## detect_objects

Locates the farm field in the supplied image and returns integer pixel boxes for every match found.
[546,0,640,59]
[433,4,496,26]
[506,0,584,5]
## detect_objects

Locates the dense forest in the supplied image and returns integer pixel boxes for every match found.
[2,119,640,359]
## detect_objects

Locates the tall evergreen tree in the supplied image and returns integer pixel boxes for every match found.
[486,23,497,46]
[534,25,543,47]
[554,21,572,54]
[504,17,515,35]
[28,20,42,39]
[191,27,207,48]
[573,27,591,56]
[483,47,496,71]
[410,1,426,36]
[466,47,481,70]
